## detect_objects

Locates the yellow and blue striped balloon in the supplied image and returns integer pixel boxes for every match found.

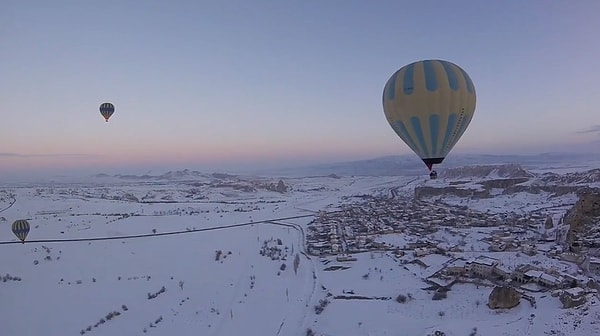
[382,59,476,171]
[12,219,30,243]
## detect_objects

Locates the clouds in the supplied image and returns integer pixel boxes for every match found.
[0,152,101,159]
[577,125,600,135]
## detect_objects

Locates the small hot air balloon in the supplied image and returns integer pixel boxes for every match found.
[382,59,476,175]
[99,102,115,122]
[12,219,30,243]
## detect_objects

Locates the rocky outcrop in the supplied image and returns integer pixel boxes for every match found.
[503,185,580,196]
[414,186,490,200]
[542,169,600,185]
[276,179,288,193]
[440,164,533,179]
[266,179,288,193]
[564,189,600,248]
[488,286,521,309]
[480,178,529,189]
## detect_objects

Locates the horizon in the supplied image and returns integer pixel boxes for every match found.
[3,150,599,183]
[2,1,600,179]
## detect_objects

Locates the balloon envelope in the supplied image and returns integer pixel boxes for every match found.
[99,102,115,122]
[12,219,30,243]
[382,59,476,170]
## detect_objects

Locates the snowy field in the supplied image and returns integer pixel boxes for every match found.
[1,172,599,336]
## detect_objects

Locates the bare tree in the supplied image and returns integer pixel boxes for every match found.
[293,253,300,275]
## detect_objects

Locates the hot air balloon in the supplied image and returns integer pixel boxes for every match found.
[99,102,115,122]
[382,59,476,175]
[12,219,30,243]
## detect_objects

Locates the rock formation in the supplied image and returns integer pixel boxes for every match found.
[440,164,533,179]
[276,179,288,193]
[488,286,521,309]
[266,179,288,193]
[564,189,600,249]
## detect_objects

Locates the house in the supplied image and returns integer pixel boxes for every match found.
[516,269,564,288]
[493,265,512,280]
[560,287,587,308]
[445,260,466,276]
[538,273,563,288]
[466,255,500,277]
[392,250,405,258]
[523,270,544,283]
[588,257,600,275]
[490,242,507,252]
[522,244,537,256]
[414,247,431,257]
[561,273,587,288]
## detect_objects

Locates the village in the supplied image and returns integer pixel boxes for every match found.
[306,193,600,310]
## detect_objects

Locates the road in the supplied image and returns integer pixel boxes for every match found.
[0,194,16,214]
[0,212,341,245]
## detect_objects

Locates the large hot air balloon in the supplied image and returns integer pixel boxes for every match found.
[12,219,30,243]
[382,59,476,173]
[99,102,115,122]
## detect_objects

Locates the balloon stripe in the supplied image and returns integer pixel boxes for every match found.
[391,120,421,155]
[440,113,458,155]
[429,114,440,157]
[402,63,415,95]
[385,69,399,101]
[410,117,430,157]
[440,61,459,91]
[459,67,475,94]
[423,60,439,92]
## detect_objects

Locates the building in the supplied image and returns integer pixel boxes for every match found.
[414,247,431,257]
[522,244,537,256]
[515,269,564,288]
[445,260,466,276]
[560,287,587,308]
[538,273,563,288]
[493,265,512,280]
[490,241,507,252]
[588,257,600,275]
[465,255,500,277]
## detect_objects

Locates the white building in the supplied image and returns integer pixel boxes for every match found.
[465,255,500,277]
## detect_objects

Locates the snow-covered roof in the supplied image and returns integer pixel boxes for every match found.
[524,270,544,278]
[564,287,585,297]
[472,255,499,266]
[540,273,561,284]
[447,260,466,268]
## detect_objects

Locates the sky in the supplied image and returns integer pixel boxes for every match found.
[2,0,600,179]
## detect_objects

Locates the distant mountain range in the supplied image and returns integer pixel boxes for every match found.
[264,152,600,177]
[90,152,600,180]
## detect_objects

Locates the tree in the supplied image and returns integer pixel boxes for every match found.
[293,253,300,275]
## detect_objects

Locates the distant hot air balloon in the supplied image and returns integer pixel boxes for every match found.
[382,59,476,174]
[99,102,115,122]
[12,219,30,243]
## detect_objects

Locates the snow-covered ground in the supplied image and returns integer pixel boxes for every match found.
[1,172,599,336]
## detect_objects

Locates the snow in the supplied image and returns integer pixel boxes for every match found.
[1,170,599,336]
